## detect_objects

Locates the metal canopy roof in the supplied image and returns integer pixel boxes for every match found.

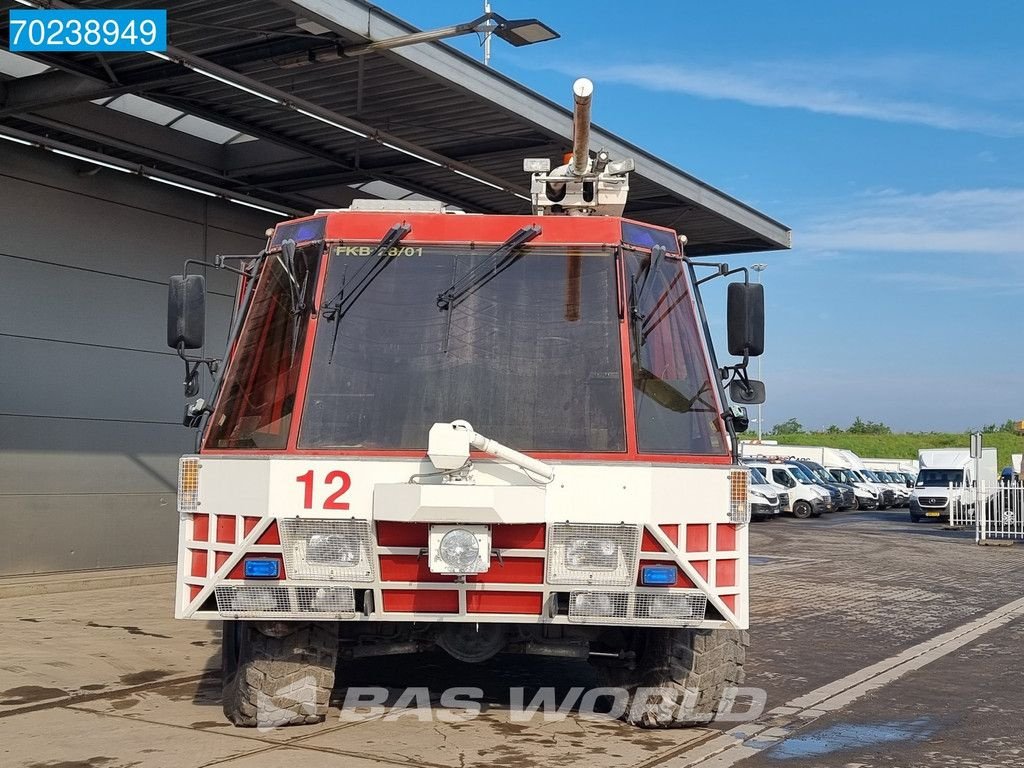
[0,0,790,256]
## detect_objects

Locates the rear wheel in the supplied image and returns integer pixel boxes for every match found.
[792,500,813,519]
[222,621,338,727]
[599,628,747,727]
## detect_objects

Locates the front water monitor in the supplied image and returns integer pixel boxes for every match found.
[726,282,764,357]
[167,274,207,350]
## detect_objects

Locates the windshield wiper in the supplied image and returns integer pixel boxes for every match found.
[628,244,666,346]
[322,221,411,363]
[277,239,312,363]
[436,224,541,312]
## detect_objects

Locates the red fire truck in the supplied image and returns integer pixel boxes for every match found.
[167,79,765,729]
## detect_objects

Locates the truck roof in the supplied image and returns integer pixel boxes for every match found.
[270,209,682,250]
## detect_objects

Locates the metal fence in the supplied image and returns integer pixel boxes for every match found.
[948,482,1024,541]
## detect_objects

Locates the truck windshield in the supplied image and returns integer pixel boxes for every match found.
[750,467,769,484]
[299,245,625,452]
[790,465,816,484]
[206,244,320,449]
[624,250,727,455]
[917,469,964,487]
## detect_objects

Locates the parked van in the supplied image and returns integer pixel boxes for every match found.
[741,444,881,509]
[744,459,831,519]
[748,466,782,521]
[791,460,856,510]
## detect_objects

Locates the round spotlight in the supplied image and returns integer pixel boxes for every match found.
[439,528,480,571]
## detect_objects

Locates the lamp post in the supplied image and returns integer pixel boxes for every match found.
[752,263,767,442]
[339,10,559,58]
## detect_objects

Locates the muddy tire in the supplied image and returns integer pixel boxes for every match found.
[599,628,748,728]
[222,621,338,727]
[792,500,813,519]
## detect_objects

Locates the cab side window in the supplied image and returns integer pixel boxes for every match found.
[772,469,795,488]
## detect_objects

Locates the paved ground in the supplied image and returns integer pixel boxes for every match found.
[2,509,1022,767]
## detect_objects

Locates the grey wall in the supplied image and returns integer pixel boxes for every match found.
[0,143,275,575]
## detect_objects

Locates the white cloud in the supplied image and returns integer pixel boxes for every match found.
[571,58,1024,137]
[798,187,1024,256]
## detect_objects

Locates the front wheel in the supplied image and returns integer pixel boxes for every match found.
[598,628,748,728]
[222,621,338,727]
[792,500,813,519]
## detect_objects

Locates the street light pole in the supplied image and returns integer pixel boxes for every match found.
[752,263,767,442]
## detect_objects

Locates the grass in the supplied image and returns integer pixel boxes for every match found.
[740,432,1024,469]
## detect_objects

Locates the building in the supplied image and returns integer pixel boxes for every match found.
[0,0,790,575]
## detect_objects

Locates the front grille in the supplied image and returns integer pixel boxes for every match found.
[778,492,790,508]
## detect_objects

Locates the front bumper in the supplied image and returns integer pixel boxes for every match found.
[751,501,781,518]
[175,456,750,630]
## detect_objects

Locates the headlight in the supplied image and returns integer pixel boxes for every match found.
[547,524,639,587]
[750,489,768,500]
[280,520,375,582]
[428,524,490,575]
[439,529,481,571]
[307,533,361,566]
[565,538,619,571]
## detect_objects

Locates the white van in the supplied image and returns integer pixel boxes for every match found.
[747,466,782,521]
[745,459,831,519]
[741,443,881,509]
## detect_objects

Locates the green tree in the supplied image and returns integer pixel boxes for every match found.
[825,424,842,434]
[849,417,892,435]
[772,418,803,434]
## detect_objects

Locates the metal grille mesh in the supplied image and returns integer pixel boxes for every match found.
[729,469,751,524]
[177,457,200,512]
[568,590,708,625]
[547,523,639,587]
[635,592,707,622]
[295,586,356,616]
[568,591,630,622]
[215,586,291,615]
[280,519,374,582]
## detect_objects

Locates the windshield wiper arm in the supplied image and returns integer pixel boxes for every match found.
[436,224,541,311]
[628,245,667,347]
[322,221,411,363]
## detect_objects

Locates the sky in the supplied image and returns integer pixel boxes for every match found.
[380,0,1023,432]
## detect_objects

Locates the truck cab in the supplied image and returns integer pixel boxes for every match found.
[164,79,768,730]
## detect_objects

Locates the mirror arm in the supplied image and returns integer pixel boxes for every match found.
[720,351,753,390]
[690,261,749,287]
[182,257,249,278]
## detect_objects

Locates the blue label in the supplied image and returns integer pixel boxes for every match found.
[9,9,167,52]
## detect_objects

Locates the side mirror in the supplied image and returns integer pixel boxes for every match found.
[727,282,764,357]
[730,378,766,405]
[167,274,206,350]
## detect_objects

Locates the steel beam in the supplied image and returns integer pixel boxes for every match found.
[283,0,791,251]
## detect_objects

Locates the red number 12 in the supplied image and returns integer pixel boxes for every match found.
[296,470,351,510]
